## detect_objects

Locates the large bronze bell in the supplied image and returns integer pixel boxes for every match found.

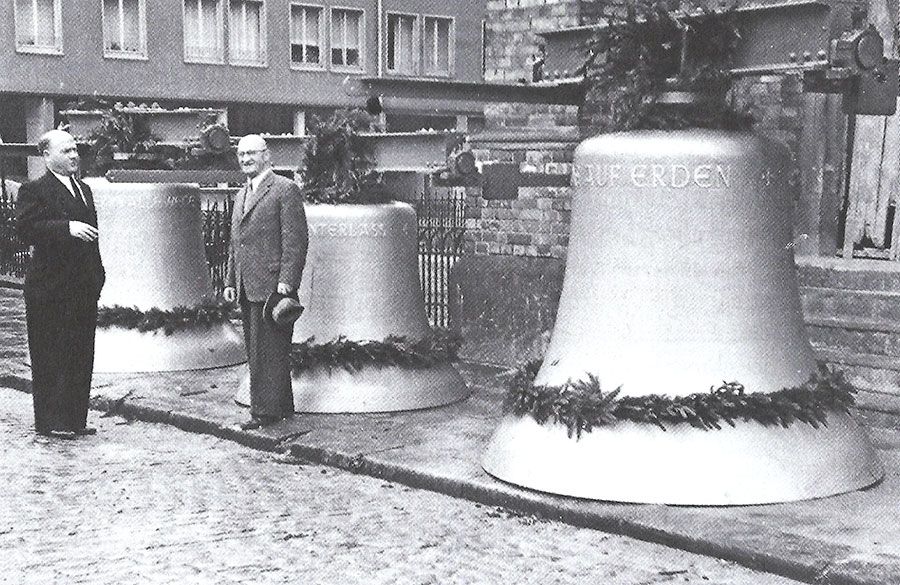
[87,179,246,372]
[482,130,883,505]
[236,201,469,412]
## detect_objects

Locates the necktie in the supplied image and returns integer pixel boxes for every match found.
[242,182,252,214]
[69,176,86,206]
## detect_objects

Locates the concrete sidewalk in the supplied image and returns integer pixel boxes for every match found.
[2,286,900,585]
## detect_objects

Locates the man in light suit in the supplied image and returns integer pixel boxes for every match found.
[16,129,105,439]
[224,135,308,430]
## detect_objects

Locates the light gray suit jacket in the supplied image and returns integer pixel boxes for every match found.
[225,171,309,303]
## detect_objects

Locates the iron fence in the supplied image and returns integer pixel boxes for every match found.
[417,178,466,329]
[0,180,234,291]
[0,152,28,279]
[2,175,465,329]
[201,194,233,295]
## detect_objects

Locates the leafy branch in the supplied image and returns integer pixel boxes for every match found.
[97,300,237,335]
[300,109,390,204]
[582,0,750,132]
[505,360,856,438]
[290,329,461,374]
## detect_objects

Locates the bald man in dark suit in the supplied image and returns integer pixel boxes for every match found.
[16,129,105,439]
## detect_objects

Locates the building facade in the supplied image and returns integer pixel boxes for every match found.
[0,0,487,177]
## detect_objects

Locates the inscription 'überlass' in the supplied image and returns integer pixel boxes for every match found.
[309,222,388,237]
[572,163,732,189]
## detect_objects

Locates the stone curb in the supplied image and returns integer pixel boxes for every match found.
[0,371,883,585]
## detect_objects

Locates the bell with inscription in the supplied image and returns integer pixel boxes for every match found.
[235,201,469,412]
[86,179,246,372]
[482,130,883,505]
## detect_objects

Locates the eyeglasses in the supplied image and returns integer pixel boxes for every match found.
[237,148,267,156]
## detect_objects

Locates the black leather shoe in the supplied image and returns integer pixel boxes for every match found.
[37,429,77,440]
[239,415,281,431]
[74,427,97,436]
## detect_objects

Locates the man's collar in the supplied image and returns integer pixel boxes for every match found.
[248,168,272,192]
[49,170,75,186]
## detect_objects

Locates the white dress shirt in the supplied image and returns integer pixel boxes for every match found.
[51,170,86,206]
[244,168,271,213]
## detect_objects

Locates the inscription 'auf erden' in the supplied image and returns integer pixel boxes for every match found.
[572,163,732,189]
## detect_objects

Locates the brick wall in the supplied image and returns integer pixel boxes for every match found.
[472,0,583,260]
[733,74,804,175]
[484,0,581,83]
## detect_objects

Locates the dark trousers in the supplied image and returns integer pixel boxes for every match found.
[25,292,98,432]
[240,294,294,417]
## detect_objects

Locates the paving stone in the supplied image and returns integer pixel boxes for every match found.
[0,388,797,585]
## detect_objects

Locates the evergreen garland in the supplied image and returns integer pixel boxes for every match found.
[290,329,461,374]
[505,360,856,438]
[97,300,237,335]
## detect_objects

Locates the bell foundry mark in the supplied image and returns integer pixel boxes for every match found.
[572,162,732,190]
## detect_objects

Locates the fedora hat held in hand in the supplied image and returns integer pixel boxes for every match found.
[264,291,304,328]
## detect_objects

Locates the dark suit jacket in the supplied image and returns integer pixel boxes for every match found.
[225,171,309,302]
[15,172,105,303]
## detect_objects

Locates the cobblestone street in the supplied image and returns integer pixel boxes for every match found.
[0,387,800,585]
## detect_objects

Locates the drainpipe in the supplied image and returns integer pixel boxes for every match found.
[376,0,384,77]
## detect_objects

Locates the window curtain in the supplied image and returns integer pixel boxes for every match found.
[16,0,57,47]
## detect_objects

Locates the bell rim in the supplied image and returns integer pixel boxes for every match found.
[482,413,884,506]
[235,362,470,414]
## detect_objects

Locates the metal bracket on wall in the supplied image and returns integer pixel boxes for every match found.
[433,162,571,200]
[0,144,37,159]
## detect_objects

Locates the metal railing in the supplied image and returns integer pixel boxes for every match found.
[0,145,29,279]
[417,177,466,329]
[200,190,234,295]
[3,173,466,330]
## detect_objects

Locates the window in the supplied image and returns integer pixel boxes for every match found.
[423,16,452,76]
[184,0,224,63]
[290,4,323,68]
[330,8,363,70]
[14,0,62,53]
[103,0,147,58]
[229,0,265,65]
[386,13,417,75]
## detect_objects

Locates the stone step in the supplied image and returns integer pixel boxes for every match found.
[809,329,900,358]
[796,255,900,291]
[812,349,900,424]
[800,286,900,322]
[813,347,900,372]
[809,352,900,426]
[805,314,900,358]
[806,314,900,334]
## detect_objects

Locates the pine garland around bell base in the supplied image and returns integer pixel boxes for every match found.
[290,329,461,375]
[97,300,237,336]
[505,360,856,439]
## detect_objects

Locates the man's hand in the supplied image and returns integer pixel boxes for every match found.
[223,287,237,303]
[69,221,98,242]
[276,282,291,295]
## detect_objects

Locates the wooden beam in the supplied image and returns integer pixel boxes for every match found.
[796,93,828,256]
[105,170,246,184]
[0,144,38,158]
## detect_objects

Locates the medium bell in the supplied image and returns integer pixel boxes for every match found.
[86,179,246,372]
[482,130,883,505]
[236,201,469,412]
